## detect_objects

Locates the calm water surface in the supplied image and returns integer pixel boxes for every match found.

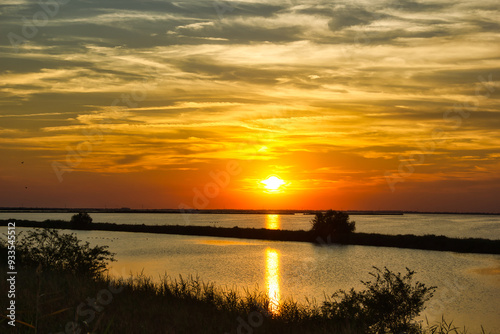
[3,212,500,239]
[6,213,500,332]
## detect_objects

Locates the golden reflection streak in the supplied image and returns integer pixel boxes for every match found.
[266,214,281,230]
[265,248,280,314]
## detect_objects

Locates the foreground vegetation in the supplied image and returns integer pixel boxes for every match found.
[0,229,491,333]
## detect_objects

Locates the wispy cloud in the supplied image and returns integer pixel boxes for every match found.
[0,0,498,210]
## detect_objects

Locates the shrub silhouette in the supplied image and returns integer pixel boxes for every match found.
[322,267,436,334]
[13,228,115,277]
[311,210,355,239]
[70,211,92,229]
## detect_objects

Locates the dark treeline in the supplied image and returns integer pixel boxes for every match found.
[0,208,406,215]
[2,219,499,255]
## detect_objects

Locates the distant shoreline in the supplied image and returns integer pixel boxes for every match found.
[2,219,500,255]
[1,207,500,215]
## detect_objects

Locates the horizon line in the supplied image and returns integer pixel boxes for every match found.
[1,207,499,215]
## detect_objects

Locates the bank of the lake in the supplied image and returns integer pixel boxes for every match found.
[2,219,499,255]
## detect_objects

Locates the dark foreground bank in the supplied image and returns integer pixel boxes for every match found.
[0,227,490,334]
[2,219,499,254]
[1,263,488,334]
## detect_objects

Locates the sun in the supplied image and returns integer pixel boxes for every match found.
[261,176,285,192]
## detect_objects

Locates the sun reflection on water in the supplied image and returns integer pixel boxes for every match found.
[265,247,280,314]
[266,214,281,230]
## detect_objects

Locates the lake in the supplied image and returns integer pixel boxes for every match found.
[4,212,500,239]
[4,212,500,332]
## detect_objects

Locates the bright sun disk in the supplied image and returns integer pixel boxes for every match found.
[261,176,285,192]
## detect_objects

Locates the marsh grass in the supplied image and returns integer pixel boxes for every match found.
[0,264,491,334]
[424,316,488,334]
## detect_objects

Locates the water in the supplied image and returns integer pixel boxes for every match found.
[3,212,500,239]
[5,213,500,332]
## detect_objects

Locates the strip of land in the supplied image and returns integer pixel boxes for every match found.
[0,207,406,215]
[2,219,499,254]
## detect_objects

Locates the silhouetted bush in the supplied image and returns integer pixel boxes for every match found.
[322,267,436,334]
[70,211,92,229]
[10,228,114,277]
[311,210,355,239]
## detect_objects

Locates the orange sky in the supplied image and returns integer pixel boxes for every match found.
[0,0,499,212]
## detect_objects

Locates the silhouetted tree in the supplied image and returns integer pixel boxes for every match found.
[70,212,92,229]
[13,228,114,277]
[322,267,436,334]
[311,210,355,239]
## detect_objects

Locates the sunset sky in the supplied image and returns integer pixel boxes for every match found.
[1,0,499,211]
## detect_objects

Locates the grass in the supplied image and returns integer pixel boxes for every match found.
[425,317,488,334]
[0,264,339,333]
[0,264,492,334]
